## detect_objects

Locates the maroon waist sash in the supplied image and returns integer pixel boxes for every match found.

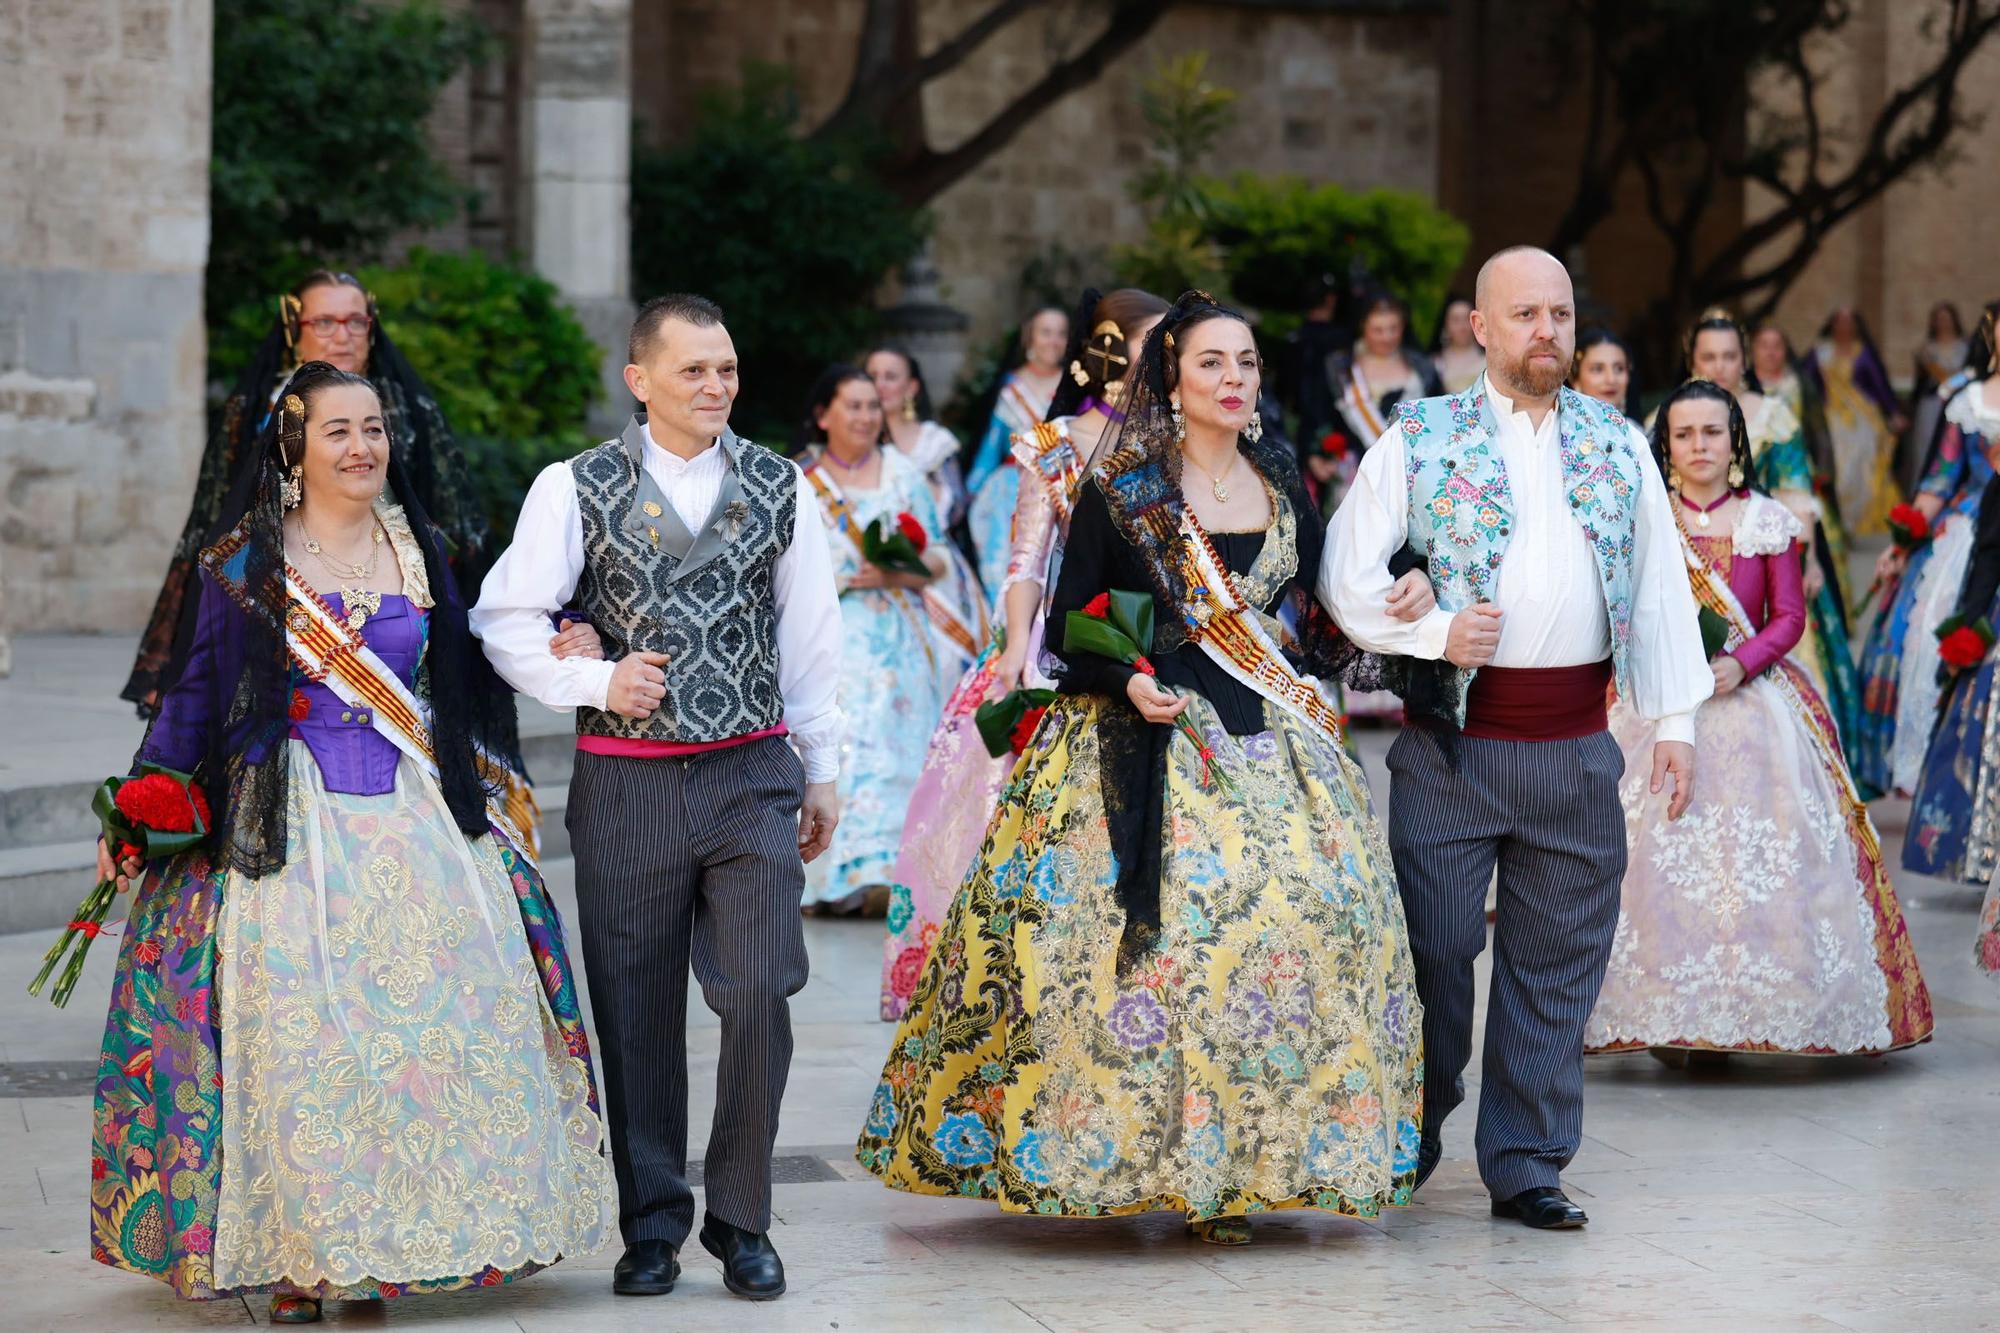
[1461,659,1614,741]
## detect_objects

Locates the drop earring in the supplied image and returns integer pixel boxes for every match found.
[1668,466,1683,492]
[1171,398,1185,444]
[1727,461,1745,488]
[281,465,303,510]
[1246,411,1264,443]
[903,397,917,423]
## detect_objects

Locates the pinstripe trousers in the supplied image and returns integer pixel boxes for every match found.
[566,737,810,1246]
[1386,725,1627,1199]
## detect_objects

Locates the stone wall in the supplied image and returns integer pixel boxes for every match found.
[0,0,212,649]
[1746,0,2000,379]
[631,0,1444,355]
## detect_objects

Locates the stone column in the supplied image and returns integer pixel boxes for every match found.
[880,243,972,404]
[0,0,213,649]
[518,0,634,433]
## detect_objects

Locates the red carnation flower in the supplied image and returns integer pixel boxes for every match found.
[1940,626,1989,669]
[1009,705,1048,754]
[1888,502,1930,540]
[114,774,198,834]
[1082,593,1111,619]
[1319,429,1352,457]
[895,511,928,553]
[288,689,311,723]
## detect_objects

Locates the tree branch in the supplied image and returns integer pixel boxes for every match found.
[818,0,1043,143]
[878,0,1172,207]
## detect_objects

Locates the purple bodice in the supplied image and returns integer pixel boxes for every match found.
[142,581,429,798]
[1691,533,1806,679]
[285,594,427,794]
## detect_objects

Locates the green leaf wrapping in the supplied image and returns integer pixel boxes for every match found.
[973,688,1058,758]
[1697,606,1731,661]
[861,516,931,578]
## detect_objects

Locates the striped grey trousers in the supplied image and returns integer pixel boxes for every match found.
[1386,726,1627,1199]
[567,737,810,1246]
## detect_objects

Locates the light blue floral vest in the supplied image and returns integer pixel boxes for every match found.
[1398,382,1643,727]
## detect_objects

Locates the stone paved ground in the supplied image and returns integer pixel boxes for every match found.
[2,634,1998,1331]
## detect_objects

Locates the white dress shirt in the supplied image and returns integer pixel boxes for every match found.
[470,422,847,782]
[1318,375,1710,744]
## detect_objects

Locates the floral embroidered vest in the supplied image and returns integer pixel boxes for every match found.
[1398,382,1642,729]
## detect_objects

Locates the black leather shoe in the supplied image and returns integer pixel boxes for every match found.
[1491,1187,1589,1229]
[1413,1134,1443,1192]
[699,1213,786,1300]
[612,1239,680,1295]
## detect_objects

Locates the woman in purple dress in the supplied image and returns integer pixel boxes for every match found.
[88,363,615,1322]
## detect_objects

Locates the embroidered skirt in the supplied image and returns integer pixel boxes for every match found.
[858,693,1424,1221]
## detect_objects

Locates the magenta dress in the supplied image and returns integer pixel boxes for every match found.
[879,419,1085,1018]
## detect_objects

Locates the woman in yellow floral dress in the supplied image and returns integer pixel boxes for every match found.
[857,294,1424,1245]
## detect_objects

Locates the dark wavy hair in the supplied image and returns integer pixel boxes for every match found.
[790,363,881,454]
[1649,378,1759,496]
[1570,325,1640,419]
[140,361,513,877]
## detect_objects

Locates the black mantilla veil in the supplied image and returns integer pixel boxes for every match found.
[1063,290,1399,958]
[140,362,516,879]
[123,279,493,715]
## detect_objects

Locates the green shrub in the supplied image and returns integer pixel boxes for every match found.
[362,249,603,542]
[630,66,927,444]
[208,0,488,376]
[356,248,602,442]
[1204,175,1469,341]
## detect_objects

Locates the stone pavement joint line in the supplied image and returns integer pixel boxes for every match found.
[2,634,1999,1329]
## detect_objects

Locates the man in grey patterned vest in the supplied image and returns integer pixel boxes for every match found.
[472,294,844,1301]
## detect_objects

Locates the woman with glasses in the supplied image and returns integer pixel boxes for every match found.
[123,271,503,716]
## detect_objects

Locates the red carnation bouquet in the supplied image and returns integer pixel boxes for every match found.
[1064,589,1236,793]
[861,511,931,578]
[1887,502,1933,552]
[1937,613,1996,673]
[29,765,211,1008]
[1854,501,1938,620]
[1318,428,1353,459]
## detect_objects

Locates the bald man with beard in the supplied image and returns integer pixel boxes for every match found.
[1319,247,1711,1230]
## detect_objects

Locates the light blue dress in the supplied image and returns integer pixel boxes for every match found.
[800,447,953,907]
[967,370,1058,604]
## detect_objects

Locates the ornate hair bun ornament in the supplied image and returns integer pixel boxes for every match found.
[278,392,307,509]
[1083,319,1128,382]
[1069,358,1091,387]
[283,392,305,418]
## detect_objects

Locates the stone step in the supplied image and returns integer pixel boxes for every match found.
[0,784,575,936]
[0,725,578,856]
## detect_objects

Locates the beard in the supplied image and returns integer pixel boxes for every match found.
[1493,343,1568,400]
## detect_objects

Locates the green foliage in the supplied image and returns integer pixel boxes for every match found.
[1110,54,1467,344]
[363,249,603,544]
[630,66,927,443]
[1128,53,1238,221]
[1202,176,1470,340]
[207,0,489,369]
[357,248,601,441]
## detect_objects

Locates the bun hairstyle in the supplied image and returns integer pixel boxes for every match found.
[1684,307,1757,392]
[279,270,374,362]
[274,360,378,470]
[1047,287,1171,421]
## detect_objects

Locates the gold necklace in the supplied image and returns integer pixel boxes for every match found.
[1185,450,1238,503]
[296,516,386,631]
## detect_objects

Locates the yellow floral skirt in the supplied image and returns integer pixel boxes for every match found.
[856,693,1423,1221]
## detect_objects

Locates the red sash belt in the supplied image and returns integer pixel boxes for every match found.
[1461,660,1613,742]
